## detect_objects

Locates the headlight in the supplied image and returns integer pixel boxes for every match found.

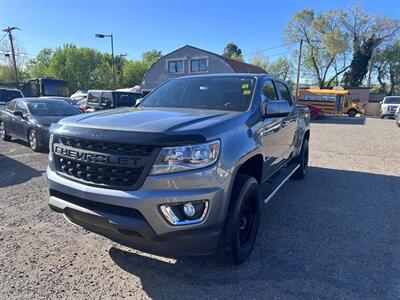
[150,140,220,175]
[37,124,50,130]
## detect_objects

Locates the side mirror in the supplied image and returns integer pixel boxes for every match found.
[13,111,23,117]
[135,98,144,106]
[261,100,291,118]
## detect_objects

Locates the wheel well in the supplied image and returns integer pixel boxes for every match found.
[304,130,310,142]
[236,154,263,184]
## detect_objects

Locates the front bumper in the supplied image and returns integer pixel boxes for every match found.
[47,165,232,256]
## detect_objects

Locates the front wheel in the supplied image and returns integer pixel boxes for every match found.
[28,129,41,152]
[348,109,357,118]
[218,174,261,265]
[291,138,309,180]
[0,121,11,141]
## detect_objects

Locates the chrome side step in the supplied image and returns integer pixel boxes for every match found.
[262,164,300,204]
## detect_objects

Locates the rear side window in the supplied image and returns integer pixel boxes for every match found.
[113,93,138,107]
[6,99,17,111]
[262,80,278,101]
[15,100,27,114]
[0,90,23,104]
[277,82,292,105]
[101,92,113,108]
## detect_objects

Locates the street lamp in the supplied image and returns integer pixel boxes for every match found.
[95,33,115,89]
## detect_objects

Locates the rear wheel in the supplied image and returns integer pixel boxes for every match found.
[218,174,261,265]
[348,109,357,118]
[28,129,41,152]
[291,138,309,180]
[0,121,11,141]
[310,112,317,120]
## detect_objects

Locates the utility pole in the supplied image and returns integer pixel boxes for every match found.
[95,33,115,89]
[2,26,20,84]
[110,34,115,89]
[295,39,303,102]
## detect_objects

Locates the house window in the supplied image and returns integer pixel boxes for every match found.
[167,60,184,73]
[191,58,208,72]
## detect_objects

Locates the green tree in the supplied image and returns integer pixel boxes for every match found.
[249,50,269,70]
[285,9,350,88]
[46,44,113,91]
[341,5,400,87]
[0,64,13,82]
[373,39,400,95]
[26,48,53,78]
[141,49,162,66]
[122,60,148,87]
[267,57,294,82]
[223,43,243,61]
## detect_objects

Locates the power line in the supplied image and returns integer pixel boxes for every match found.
[243,42,296,57]
[0,33,7,43]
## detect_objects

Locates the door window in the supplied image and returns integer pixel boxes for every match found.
[262,80,279,101]
[6,99,16,111]
[277,82,292,105]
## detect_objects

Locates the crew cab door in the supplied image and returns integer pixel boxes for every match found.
[260,79,287,177]
[12,100,29,139]
[275,81,297,161]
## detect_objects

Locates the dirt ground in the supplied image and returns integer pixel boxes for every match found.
[0,116,399,299]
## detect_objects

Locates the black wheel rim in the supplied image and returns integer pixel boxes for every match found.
[239,197,256,246]
[29,131,37,149]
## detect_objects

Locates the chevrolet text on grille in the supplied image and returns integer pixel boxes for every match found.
[53,144,142,167]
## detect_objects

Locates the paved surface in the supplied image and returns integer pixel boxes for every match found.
[0,117,399,299]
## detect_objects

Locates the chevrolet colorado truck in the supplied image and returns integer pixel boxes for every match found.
[47,74,310,264]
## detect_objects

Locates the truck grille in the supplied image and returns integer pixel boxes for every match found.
[52,136,157,189]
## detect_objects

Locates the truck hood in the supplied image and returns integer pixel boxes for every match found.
[58,107,240,133]
[52,107,242,146]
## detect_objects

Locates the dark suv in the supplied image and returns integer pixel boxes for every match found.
[0,88,24,109]
[86,90,143,112]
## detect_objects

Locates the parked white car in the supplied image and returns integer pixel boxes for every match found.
[380,96,400,119]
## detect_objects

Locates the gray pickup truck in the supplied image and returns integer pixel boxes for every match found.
[47,74,310,264]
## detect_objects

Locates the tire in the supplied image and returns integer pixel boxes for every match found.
[291,138,309,180]
[218,174,261,265]
[28,129,41,152]
[348,109,357,118]
[380,115,385,119]
[397,120,400,128]
[0,121,11,141]
[310,112,317,120]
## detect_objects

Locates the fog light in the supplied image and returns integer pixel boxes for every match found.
[160,201,209,226]
[183,203,196,217]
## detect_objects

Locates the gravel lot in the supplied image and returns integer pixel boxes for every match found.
[0,117,399,299]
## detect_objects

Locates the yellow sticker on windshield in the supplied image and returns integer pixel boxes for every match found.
[243,90,251,95]
[242,83,249,89]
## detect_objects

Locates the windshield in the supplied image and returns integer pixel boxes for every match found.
[27,101,79,116]
[384,97,400,104]
[139,76,256,111]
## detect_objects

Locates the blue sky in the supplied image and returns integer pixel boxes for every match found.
[0,0,399,63]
